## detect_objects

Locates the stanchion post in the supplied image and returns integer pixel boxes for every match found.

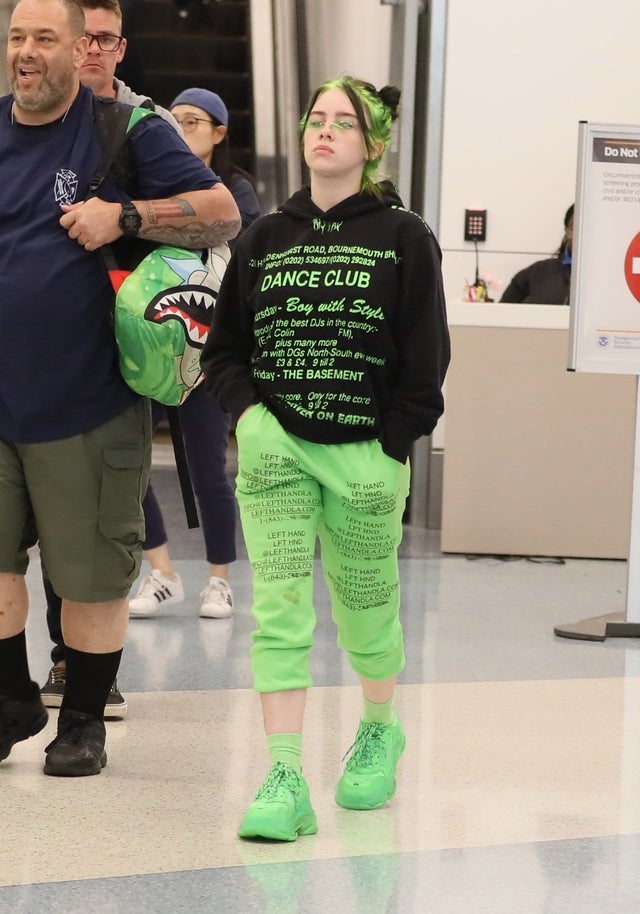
[625,376,640,623]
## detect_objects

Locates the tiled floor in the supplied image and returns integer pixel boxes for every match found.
[2,451,640,913]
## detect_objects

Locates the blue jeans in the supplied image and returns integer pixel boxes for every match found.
[143,385,237,565]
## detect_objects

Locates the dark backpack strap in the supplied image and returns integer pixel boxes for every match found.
[89,95,158,198]
[166,406,200,529]
[88,96,133,197]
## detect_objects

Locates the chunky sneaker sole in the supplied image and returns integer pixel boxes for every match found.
[335,717,406,811]
[0,691,49,762]
[129,569,185,617]
[238,762,318,841]
[238,811,318,841]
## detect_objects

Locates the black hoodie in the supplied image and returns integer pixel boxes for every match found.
[201,184,450,463]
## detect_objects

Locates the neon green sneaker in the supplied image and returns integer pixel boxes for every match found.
[238,762,318,841]
[335,717,406,810]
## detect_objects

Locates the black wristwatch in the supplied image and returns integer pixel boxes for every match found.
[119,202,142,237]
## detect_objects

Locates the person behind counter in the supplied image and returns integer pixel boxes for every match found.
[501,204,573,304]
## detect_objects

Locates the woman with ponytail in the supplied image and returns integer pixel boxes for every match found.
[202,75,450,841]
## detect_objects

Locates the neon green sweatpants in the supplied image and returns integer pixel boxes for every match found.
[235,403,411,692]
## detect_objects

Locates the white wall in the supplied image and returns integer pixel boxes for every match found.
[439,0,640,303]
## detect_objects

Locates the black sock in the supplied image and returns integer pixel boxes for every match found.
[61,646,122,719]
[0,630,34,699]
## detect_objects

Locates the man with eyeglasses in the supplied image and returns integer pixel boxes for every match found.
[0,0,240,778]
[80,0,180,131]
[38,0,185,720]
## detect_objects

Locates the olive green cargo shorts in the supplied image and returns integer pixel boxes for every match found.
[0,400,151,602]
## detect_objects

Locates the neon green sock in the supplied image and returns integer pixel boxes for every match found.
[267,733,303,773]
[363,696,395,726]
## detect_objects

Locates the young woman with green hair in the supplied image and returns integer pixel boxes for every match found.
[202,75,450,841]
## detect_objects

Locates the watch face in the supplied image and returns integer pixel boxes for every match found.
[120,204,141,235]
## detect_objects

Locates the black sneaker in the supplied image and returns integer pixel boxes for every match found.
[43,709,107,777]
[40,662,66,708]
[42,666,127,721]
[0,686,49,762]
[105,679,127,720]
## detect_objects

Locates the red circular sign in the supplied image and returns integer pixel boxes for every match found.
[624,232,640,302]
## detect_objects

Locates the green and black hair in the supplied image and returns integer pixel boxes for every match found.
[299,75,401,196]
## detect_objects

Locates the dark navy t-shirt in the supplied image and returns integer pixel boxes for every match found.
[0,84,219,442]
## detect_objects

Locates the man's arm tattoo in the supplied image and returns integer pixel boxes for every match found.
[139,197,239,246]
[143,198,195,225]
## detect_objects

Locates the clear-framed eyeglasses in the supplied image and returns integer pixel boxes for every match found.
[85,32,124,52]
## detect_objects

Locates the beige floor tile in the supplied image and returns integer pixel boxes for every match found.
[3,677,640,887]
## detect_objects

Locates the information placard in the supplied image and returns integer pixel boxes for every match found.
[569,121,640,374]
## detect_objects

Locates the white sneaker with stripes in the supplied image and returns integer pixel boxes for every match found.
[128,569,185,617]
[199,577,234,619]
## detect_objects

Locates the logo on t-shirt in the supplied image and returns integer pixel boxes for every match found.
[54,169,78,205]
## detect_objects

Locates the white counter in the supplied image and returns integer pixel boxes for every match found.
[448,301,569,329]
[440,304,636,558]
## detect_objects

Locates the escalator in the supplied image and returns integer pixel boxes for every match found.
[119,0,255,176]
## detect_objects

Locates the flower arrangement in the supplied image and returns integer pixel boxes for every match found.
[463,271,503,302]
